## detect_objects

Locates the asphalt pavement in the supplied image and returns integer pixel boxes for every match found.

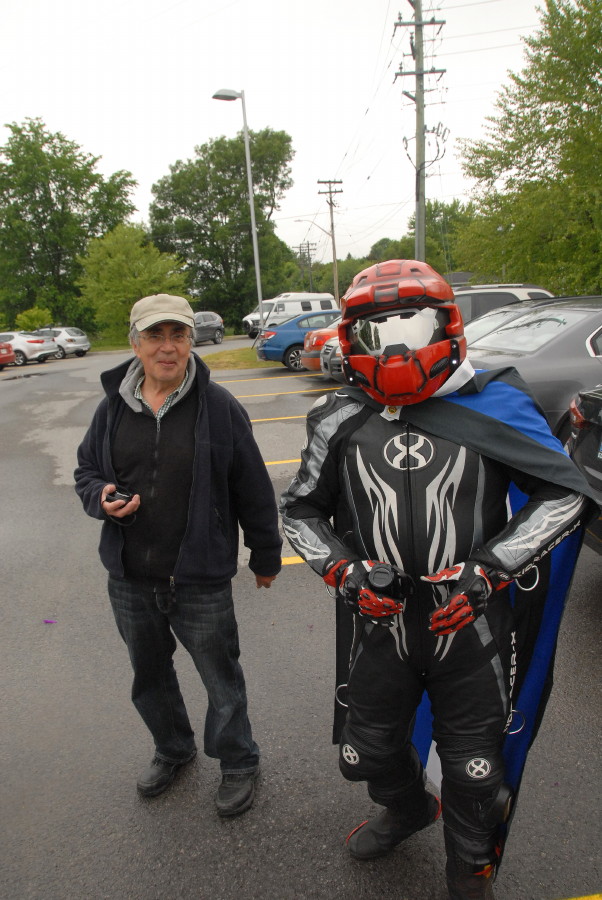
[1,348,600,900]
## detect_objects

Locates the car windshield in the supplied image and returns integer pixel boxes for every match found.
[465,309,528,345]
[470,308,589,353]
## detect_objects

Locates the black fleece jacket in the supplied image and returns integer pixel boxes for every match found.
[74,353,282,585]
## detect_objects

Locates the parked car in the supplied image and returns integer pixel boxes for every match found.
[567,384,602,553]
[454,283,553,323]
[320,336,345,383]
[242,293,336,338]
[0,340,16,370]
[300,316,341,371]
[256,309,341,370]
[34,326,90,358]
[193,311,224,345]
[0,330,57,366]
[467,297,602,441]
[464,298,563,345]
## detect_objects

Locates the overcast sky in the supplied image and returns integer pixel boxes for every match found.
[4,0,544,262]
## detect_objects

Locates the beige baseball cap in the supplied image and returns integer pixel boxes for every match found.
[130,294,194,331]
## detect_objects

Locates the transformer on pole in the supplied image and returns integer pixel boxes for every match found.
[394,0,446,261]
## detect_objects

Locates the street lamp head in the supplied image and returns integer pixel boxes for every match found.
[212,89,242,101]
[295,218,331,238]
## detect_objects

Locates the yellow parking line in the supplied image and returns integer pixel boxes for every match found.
[282,555,304,565]
[216,373,319,384]
[235,386,338,399]
[266,459,301,466]
[250,415,307,423]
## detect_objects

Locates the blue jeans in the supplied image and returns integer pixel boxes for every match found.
[108,576,259,773]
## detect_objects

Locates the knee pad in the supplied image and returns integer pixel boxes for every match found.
[338,721,422,786]
[439,745,509,849]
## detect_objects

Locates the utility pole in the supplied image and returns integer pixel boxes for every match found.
[293,242,316,290]
[317,179,343,305]
[300,241,316,290]
[394,1,445,261]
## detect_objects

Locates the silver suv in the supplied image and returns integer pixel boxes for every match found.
[0,331,57,366]
[453,284,553,323]
[34,326,91,358]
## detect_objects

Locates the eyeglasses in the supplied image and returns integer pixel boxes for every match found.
[140,331,191,346]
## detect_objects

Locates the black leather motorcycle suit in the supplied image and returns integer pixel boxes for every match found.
[279,389,587,866]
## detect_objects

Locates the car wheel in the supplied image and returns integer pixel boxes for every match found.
[248,331,257,340]
[283,345,305,371]
[13,350,27,366]
[213,328,224,344]
[0,364,5,371]
[55,346,66,359]
[75,350,86,357]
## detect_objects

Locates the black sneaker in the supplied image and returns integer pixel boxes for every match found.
[346,793,441,860]
[215,770,259,817]
[136,750,197,798]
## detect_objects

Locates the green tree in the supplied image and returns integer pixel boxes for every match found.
[311,254,371,300]
[149,128,294,325]
[0,118,136,327]
[458,0,602,293]
[15,306,53,331]
[77,224,189,341]
[365,202,475,277]
[367,238,401,261]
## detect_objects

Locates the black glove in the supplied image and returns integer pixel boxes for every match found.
[422,560,507,636]
[337,560,414,620]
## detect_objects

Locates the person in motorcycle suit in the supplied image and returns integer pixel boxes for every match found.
[279,260,593,900]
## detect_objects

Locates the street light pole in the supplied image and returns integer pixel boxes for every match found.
[212,88,264,331]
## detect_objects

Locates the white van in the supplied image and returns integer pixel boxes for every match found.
[242,292,336,337]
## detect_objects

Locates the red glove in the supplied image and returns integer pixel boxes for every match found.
[422,561,507,636]
[336,560,413,620]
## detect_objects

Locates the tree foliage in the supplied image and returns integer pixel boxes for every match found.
[458,0,602,293]
[0,118,136,327]
[77,224,189,341]
[149,128,295,325]
[15,307,53,331]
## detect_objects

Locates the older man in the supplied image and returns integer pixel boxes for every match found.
[75,294,281,815]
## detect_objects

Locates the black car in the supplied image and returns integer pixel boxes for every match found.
[193,311,224,345]
[567,384,602,553]
[467,296,602,442]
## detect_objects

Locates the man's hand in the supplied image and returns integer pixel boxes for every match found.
[101,484,140,519]
[256,574,277,589]
[337,560,413,620]
[422,561,506,636]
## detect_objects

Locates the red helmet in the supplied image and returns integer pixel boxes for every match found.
[339,259,466,406]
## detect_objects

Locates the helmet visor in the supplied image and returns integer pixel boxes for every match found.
[349,307,450,357]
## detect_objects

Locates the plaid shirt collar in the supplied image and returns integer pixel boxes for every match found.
[134,369,190,423]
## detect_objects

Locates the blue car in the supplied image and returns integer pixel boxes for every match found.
[256,309,341,370]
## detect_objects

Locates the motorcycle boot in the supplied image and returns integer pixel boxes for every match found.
[446,851,496,900]
[346,791,441,860]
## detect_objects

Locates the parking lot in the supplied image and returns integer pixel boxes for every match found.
[1,348,600,900]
